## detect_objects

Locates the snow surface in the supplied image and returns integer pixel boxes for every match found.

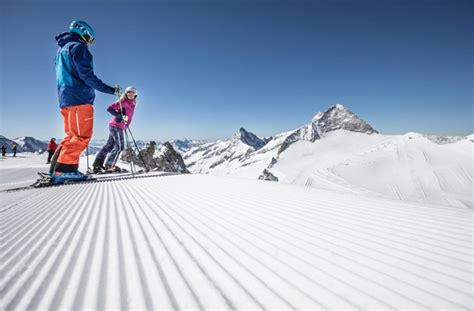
[0,154,473,310]
[186,130,474,209]
[0,153,52,190]
[274,131,474,209]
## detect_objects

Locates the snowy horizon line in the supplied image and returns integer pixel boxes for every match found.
[3,130,474,144]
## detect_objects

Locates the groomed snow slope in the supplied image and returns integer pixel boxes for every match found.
[1,173,473,310]
[273,131,473,208]
[188,130,473,209]
[0,153,51,191]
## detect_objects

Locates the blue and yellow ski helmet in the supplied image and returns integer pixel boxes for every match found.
[69,20,95,45]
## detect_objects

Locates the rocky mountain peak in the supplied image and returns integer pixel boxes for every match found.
[277,104,377,154]
[234,128,267,150]
[122,140,189,173]
[312,104,378,135]
[155,142,189,173]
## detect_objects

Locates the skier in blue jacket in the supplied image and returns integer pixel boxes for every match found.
[50,20,121,184]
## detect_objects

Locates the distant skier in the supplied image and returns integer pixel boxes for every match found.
[92,86,138,173]
[12,144,17,157]
[1,145,6,157]
[47,138,57,164]
[50,20,121,184]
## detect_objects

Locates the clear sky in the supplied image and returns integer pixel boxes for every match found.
[1,0,472,141]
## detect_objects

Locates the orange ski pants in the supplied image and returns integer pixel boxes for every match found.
[56,104,94,169]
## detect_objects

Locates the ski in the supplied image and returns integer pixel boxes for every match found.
[86,167,132,175]
[1,171,175,193]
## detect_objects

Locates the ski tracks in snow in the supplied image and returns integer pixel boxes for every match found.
[0,174,473,310]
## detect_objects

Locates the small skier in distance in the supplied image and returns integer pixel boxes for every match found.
[47,138,57,164]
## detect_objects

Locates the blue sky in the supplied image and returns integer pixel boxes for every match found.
[1,0,472,141]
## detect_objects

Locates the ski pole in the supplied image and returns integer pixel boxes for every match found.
[86,146,90,172]
[127,127,150,172]
[117,93,135,176]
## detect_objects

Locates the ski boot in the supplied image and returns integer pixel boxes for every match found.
[91,165,106,174]
[92,155,107,174]
[105,165,125,173]
[31,172,54,188]
[51,171,88,184]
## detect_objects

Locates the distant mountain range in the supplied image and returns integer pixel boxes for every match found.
[184,104,472,175]
[168,139,210,153]
[184,104,383,173]
[0,135,208,155]
[87,138,207,155]
[0,136,48,153]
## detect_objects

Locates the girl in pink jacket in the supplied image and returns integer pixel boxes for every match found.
[92,86,138,173]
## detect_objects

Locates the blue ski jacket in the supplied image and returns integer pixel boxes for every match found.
[55,32,115,108]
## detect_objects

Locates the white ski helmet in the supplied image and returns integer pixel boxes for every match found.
[125,86,138,96]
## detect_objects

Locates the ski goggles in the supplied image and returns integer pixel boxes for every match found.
[82,34,94,45]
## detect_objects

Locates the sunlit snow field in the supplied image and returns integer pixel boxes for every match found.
[0,152,473,310]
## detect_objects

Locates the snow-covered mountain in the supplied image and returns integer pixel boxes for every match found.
[313,103,378,135]
[0,135,19,153]
[90,138,202,155]
[272,131,472,208]
[1,134,206,156]
[184,127,270,173]
[274,104,378,154]
[184,104,473,208]
[0,135,48,153]
[14,136,48,153]
[237,128,271,150]
[185,104,378,172]
[169,138,209,153]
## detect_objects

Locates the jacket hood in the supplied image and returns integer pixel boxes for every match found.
[55,32,83,47]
